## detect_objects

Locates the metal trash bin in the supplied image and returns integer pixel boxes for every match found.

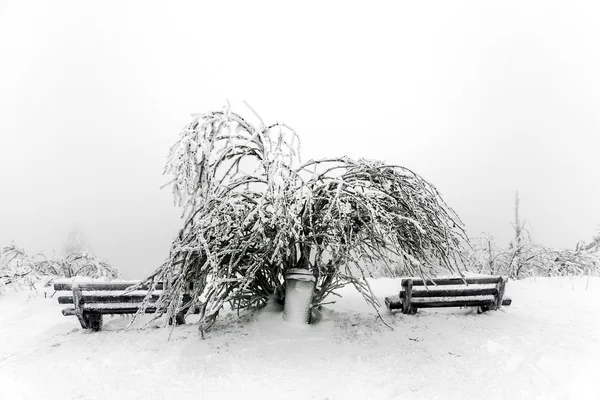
[283,268,316,324]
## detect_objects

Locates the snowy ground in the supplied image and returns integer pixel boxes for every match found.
[1,276,599,400]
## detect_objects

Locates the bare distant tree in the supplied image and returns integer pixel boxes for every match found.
[62,228,91,257]
[466,194,599,278]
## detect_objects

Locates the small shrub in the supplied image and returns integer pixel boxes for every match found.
[0,242,119,290]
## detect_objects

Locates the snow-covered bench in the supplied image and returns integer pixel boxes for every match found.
[54,280,196,330]
[384,275,512,314]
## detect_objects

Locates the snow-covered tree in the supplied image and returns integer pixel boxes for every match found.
[131,104,468,334]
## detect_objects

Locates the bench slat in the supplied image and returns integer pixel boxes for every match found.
[58,295,159,304]
[385,295,512,311]
[61,306,200,316]
[410,300,494,309]
[412,295,495,303]
[54,281,163,291]
[62,307,160,316]
[58,294,192,305]
[400,287,498,298]
[56,290,163,296]
[402,276,502,287]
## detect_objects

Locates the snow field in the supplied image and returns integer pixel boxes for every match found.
[1,276,599,399]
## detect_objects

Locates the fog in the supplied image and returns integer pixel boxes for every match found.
[1,1,599,278]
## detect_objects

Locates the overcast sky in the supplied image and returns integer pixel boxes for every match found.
[1,1,599,278]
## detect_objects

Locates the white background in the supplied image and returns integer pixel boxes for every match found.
[1,0,599,278]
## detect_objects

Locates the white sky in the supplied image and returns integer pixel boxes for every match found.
[1,1,599,278]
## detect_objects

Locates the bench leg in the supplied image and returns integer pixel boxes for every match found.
[168,310,188,326]
[175,313,186,325]
[75,314,89,329]
[83,313,103,331]
[477,305,491,314]
[72,284,89,329]
[494,277,507,310]
[402,279,413,314]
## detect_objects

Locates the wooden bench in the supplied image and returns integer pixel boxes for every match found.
[54,280,196,330]
[385,276,512,314]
